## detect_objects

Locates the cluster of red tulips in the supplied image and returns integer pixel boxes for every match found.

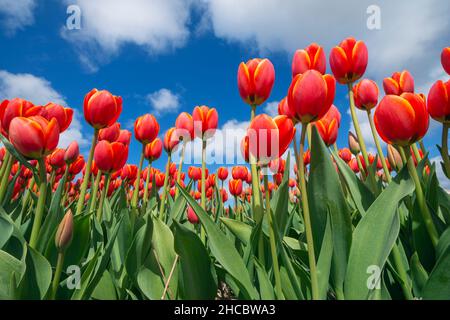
[0,38,449,301]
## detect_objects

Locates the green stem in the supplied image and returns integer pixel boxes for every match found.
[131,147,145,209]
[356,153,366,180]
[0,153,13,204]
[29,158,48,249]
[0,151,10,178]
[298,125,319,300]
[306,124,312,150]
[158,154,171,220]
[201,139,207,209]
[441,124,450,177]
[89,171,102,213]
[96,173,110,222]
[263,173,283,299]
[367,110,391,183]
[175,142,186,199]
[348,83,369,167]
[404,147,439,247]
[143,161,152,210]
[50,252,65,300]
[390,243,413,300]
[75,129,98,216]
[398,147,407,166]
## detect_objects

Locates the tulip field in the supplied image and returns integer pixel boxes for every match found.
[0,38,450,301]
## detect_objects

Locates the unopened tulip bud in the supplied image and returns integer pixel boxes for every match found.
[55,210,73,252]
[387,144,403,171]
[64,141,79,164]
[348,131,360,155]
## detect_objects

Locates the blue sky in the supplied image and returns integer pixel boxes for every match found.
[0,0,449,186]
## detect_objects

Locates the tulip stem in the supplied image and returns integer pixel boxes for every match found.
[158,154,171,221]
[131,146,145,209]
[89,171,102,213]
[348,83,370,167]
[143,161,152,212]
[263,173,283,299]
[175,141,186,199]
[367,110,391,183]
[299,125,319,300]
[75,129,99,216]
[50,252,65,300]
[398,147,407,166]
[441,123,450,177]
[200,139,207,243]
[0,152,13,204]
[356,154,366,180]
[0,151,9,178]
[96,173,110,222]
[307,124,312,150]
[29,158,48,249]
[404,146,439,247]
[390,243,413,300]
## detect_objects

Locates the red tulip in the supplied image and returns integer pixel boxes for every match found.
[9,116,60,159]
[49,148,65,168]
[207,173,216,187]
[383,70,414,95]
[155,173,165,188]
[338,148,352,162]
[134,114,159,144]
[288,178,296,188]
[188,166,202,181]
[187,206,199,224]
[0,98,42,136]
[287,70,336,124]
[232,166,249,180]
[93,140,129,173]
[442,47,450,75]
[121,164,138,181]
[116,130,132,145]
[292,43,326,77]
[229,179,243,196]
[374,93,429,146]
[330,37,368,84]
[163,127,180,154]
[83,89,122,129]
[192,106,218,139]
[64,141,79,164]
[246,114,295,165]
[98,123,121,142]
[349,157,359,173]
[277,97,297,123]
[303,149,311,166]
[220,188,228,202]
[175,112,194,141]
[144,138,163,161]
[427,79,450,123]
[353,79,379,111]
[68,155,85,176]
[312,105,341,146]
[238,58,275,106]
[40,103,73,132]
[217,167,228,181]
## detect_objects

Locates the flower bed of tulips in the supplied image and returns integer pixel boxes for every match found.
[0,39,449,301]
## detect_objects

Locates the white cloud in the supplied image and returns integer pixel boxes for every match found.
[0,0,35,34]
[263,100,279,117]
[61,0,194,70]
[431,156,450,191]
[204,0,450,91]
[147,88,181,116]
[0,70,88,149]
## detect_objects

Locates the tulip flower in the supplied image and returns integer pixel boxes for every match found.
[387,145,403,172]
[375,93,438,246]
[232,166,249,181]
[40,103,73,132]
[292,43,326,77]
[428,79,450,176]
[330,37,368,84]
[383,70,414,96]
[338,148,352,163]
[49,148,66,169]
[442,47,450,75]
[174,112,194,198]
[117,129,132,145]
[277,97,297,123]
[142,138,163,208]
[64,141,79,165]
[312,105,341,146]
[187,206,199,224]
[238,58,275,108]
[217,167,228,181]
[0,98,42,137]
[98,123,121,142]
[353,79,379,111]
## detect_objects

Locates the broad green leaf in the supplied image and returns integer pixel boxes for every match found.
[421,246,450,299]
[0,250,25,298]
[316,212,333,300]
[91,270,118,300]
[254,258,274,300]
[344,167,414,299]
[270,151,291,235]
[173,221,216,300]
[18,246,52,299]
[0,216,14,249]
[220,217,252,246]
[410,252,428,298]
[177,183,258,299]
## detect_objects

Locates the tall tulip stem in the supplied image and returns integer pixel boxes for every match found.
[263,173,283,299]
[0,152,13,204]
[131,146,145,209]
[75,129,99,216]
[96,173,110,222]
[348,83,369,167]
[29,158,48,249]
[158,154,171,220]
[441,123,450,177]
[367,110,391,183]
[143,161,152,210]
[201,139,207,210]
[89,171,102,213]
[50,252,65,300]
[299,124,319,300]
[404,146,439,247]
[175,141,186,199]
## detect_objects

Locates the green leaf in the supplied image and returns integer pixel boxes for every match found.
[410,252,428,297]
[0,250,25,299]
[0,135,39,182]
[173,221,216,300]
[308,127,352,296]
[344,167,414,299]
[421,246,450,299]
[270,151,291,235]
[18,246,52,299]
[316,211,333,299]
[220,217,252,246]
[177,183,258,299]
[254,258,275,300]
[91,270,118,300]
[0,216,14,249]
